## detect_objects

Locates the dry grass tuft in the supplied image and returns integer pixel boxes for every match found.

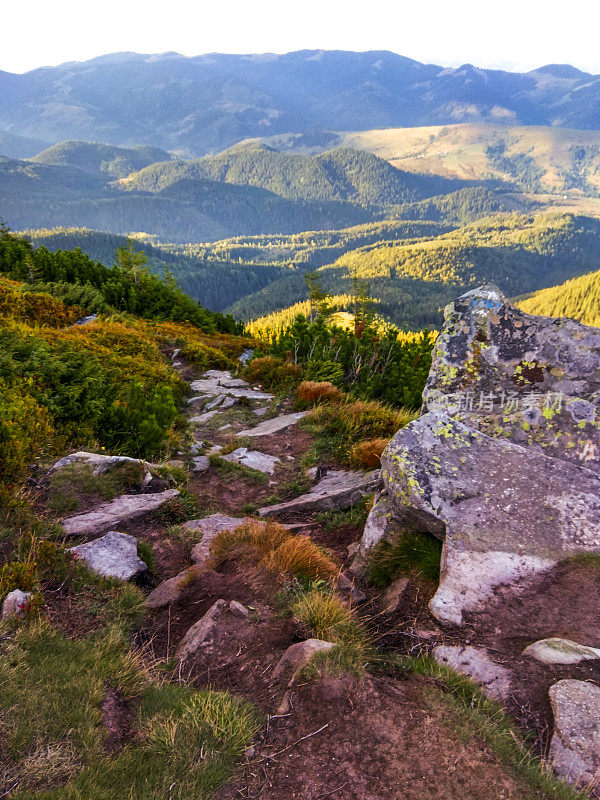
[295,381,344,408]
[349,437,389,468]
[243,356,302,391]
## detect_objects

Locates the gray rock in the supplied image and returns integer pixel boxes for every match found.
[191,456,210,472]
[239,349,254,365]
[549,679,600,786]
[253,406,269,417]
[222,448,280,474]
[189,372,272,402]
[380,577,410,613]
[229,600,250,617]
[271,639,336,686]
[145,567,198,609]
[186,514,247,567]
[433,645,512,701]
[190,442,205,455]
[336,572,367,604]
[69,531,147,580]
[259,469,381,517]
[237,412,307,437]
[381,411,600,626]
[49,451,150,476]
[189,410,220,425]
[175,599,229,662]
[350,493,395,575]
[187,395,211,405]
[62,489,179,536]
[74,314,98,326]
[423,284,600,472]
[1,589,33,618]
[524,638,600,665]
[205,394,228,411]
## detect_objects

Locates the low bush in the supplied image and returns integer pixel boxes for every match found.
[349,437,389,468]
[243,356,302,392]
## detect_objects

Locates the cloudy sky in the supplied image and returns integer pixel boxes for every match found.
[4,0,600,74]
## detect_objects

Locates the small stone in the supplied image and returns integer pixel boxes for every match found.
[380,577,410,613]
[218,424,232,432]
[524,638,600,665]
[253,406,269,417]
[433,645,512,701]
[2,589,33,618]
[271,639,336,687]
[69,531,147,580]
[190,442,205,455]
[229,600,250,617]
[175,599,228,662]
[239,349,254,365]
[549,679,600,786]
[190,410,219,425]
[337,572,367,604]
[192,456,210,472]
[145,567,199,609]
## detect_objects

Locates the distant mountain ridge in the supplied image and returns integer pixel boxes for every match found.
[1,50,600,155]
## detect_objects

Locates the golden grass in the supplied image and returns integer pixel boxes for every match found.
[295,380,344,407]
[349,437,389,468]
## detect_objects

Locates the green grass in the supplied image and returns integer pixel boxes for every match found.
[0,621,261,799]
[208,454,269,485]
[315,497,372,533]
[367,529,443,587]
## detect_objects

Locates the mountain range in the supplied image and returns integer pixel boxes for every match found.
[1,50,600,156]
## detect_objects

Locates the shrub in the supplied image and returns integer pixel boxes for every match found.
[295,380,343,408]
[349,437,389,468]
[367,529,443,587]
[243,356,302,391]
[179,340,232,371]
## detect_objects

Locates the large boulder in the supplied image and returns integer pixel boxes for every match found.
[423,284,600,472]
[549,679,600,787]
[69,531,147,580]
[380,411,600,626]
[62,489,179,536]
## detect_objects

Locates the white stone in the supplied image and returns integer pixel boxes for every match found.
[69,531,147,580]
[1,589,33,619]
[222,448,280,474]
[524,638,600,665]
[549,680,600,787]
[433,645,512,701]
[237,412,306,437]
[61,489,179,536]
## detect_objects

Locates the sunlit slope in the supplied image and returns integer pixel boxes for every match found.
[517,269,600,328]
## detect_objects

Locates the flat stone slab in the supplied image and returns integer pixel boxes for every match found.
[524,638,600,665]
[69,531,147,580]
[423,284,600,473]
[433,645,512,701]
[189,410,220,425]
[50,451,150,475]
[549,679,600,786]
[62,489,179,536]
[222,448,280,474]
[259,469,381,517]
[237,412,306,437]
[381,411,600,627]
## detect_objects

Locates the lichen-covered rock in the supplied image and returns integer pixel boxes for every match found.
[49,451,151,476]
[433,645,512,701]
[69,531,147,580]
[62,490,179,536]
[549,679,600,786]
[381,411,600,626]
[423,284,600,472]
[524,638,600,665]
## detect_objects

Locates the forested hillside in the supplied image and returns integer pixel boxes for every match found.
[31,140,173,179]
[517,269,600,327]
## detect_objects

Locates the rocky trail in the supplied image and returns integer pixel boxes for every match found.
[9,295,600,799]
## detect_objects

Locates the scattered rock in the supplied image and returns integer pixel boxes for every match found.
[350,493,394,575]
[524,638,600,665]
[271,639,336,686]
[259,469,380,517]
[61,489,179,536]
[237,412,307,438]
[145,567,199,609]
[74,314,98,326]
[189,374,273,402]
[49,451,151,476]
[190,442,205,455]
[191,456,210,472]
[253,406,269,417]
[380,577,410,613]
[380,411,600,627]
[205,394,228,411]
[218,424,232,431]
[207,444,223,455]
[185,514,246,567]
[549,679,600,787]
[175,599,229,662]
[239,348,254,365]
[189,410,220,425]
[1,589,33,618]
[68,531,147,580]
[433,645,512,701]
[423,284,600,472]
[337,572,367,604]
[222,447,280,474]
[229,600,250,617]
[187,395,211,405]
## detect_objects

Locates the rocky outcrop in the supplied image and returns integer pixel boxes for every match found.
[259,469,381,518]
[62,489,179,536]
[549,679,600,786]
[379,411,600,626]
[423,284,600,472]
[69,531,147,580]
[433,645,512,701]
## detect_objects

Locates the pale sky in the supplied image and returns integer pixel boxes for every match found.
[3,0,600,75]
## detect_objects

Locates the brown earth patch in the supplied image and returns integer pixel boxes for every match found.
[102,688,133,753]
